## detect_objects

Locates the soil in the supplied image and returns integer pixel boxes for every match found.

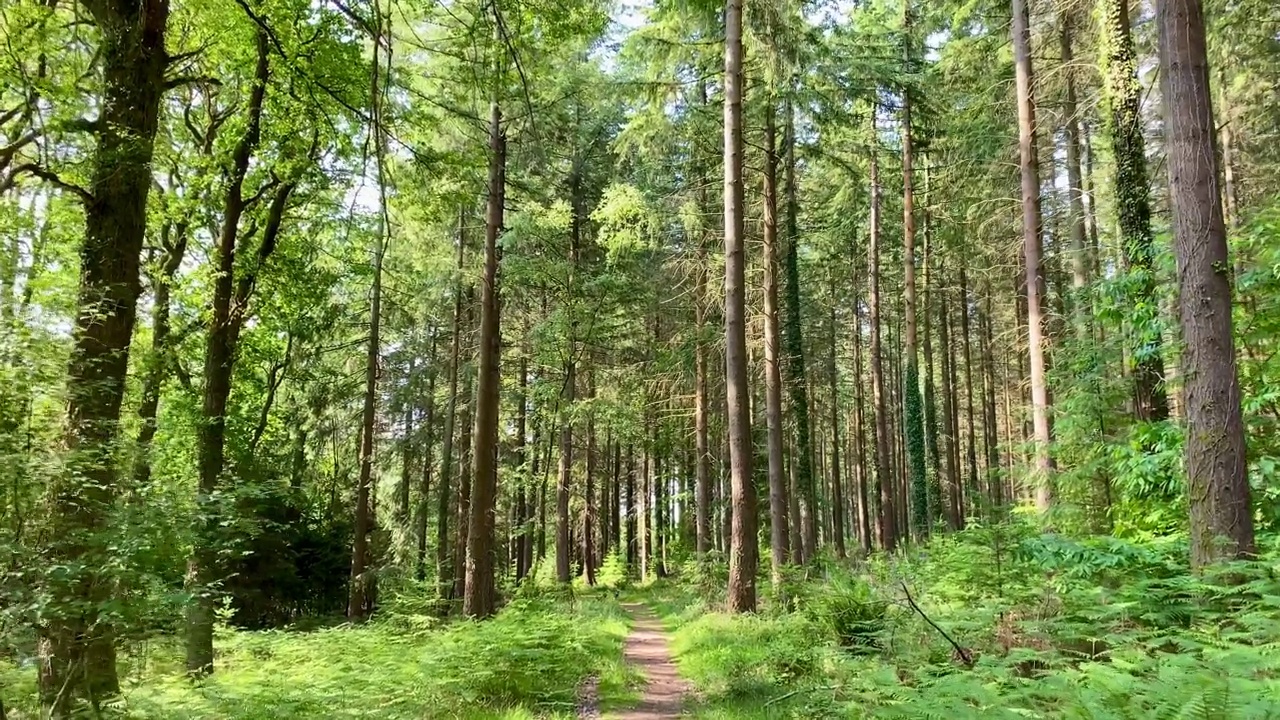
[610,603,687,719]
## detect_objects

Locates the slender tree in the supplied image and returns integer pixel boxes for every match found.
[763,104,790,587]
[723,0,758,612]
[1011,0,1055,510]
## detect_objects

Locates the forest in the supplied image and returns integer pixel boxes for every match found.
[2,0,1279,716]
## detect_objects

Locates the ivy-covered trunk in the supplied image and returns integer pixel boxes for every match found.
[782,102,816,561]
[1100,0,1168,422]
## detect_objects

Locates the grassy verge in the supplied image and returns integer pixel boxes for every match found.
[2,593,629,719]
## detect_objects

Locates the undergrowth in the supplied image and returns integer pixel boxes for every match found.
[1,594,627,719]
[642,526,1280,719]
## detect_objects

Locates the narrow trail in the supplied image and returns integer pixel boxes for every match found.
[611,602,687,720]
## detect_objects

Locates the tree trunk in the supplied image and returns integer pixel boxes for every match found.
[463,102,505,618]
[1059,8,1090,299]
[556,359,575,583]
[397,358,416,523]
[867,126,896,552]
[37,0,169,708]
[960,267,978,517]
[133,226,188,490]
[981,288,1002,508]
[1156,0,1256,567]
[781,101,815,562]
[852,259,872,555]
[514,350,530,583]
[436,218,465,598]
[900,7,927,540]
[626,445,637,568]
[612,441,622,557]
[724,0,758,612]
[417,336,438,582]
[827,285,846,558]
[583,368,597,586]
[349,220,384,621]
[762,105,790,588]
[921,173,943,525]
[1012,0,1055,510]
[694,86,713,559]
[190,33,296,670]
[1101,0,1168,422]
[451,342,474,601]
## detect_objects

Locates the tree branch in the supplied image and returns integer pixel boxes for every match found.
[7,163,93,204]
[901,582,974,667]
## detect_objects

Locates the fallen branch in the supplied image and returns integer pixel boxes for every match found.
[900,581,974,667]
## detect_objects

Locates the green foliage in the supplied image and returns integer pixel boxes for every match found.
[798,575,887,653]
[642,528,1280,719]
[418,597,626,714]
[1,595,627,718]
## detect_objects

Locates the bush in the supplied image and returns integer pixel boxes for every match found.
[418,597,625,714]
[801,574,886,653]
[674,612,822,698]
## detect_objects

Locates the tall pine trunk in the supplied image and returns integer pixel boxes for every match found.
[723,0,758,612]
[1156,0,1256,567]
[867,124,896,551]
[782,102,815,561]
[463,102,505,618]
[436,217,465,598]
[1012,0,1056,510]
[900,3,927,539]
[762,105,790,587]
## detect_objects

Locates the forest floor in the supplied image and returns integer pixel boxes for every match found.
[608,603,687,719]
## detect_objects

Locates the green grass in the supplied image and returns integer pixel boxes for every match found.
[2,594,629,719]
[627,533,1280,719]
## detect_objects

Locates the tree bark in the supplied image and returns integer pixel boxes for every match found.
[463,102,505,618]
[436,217,465,598]
[900,5,927,540]
[556,359,575,583]
[38,0,169,708]
[1012,0,1055,510]
[1156,0,1256,567]
[451,335,475,601]
[867,125,896,552]
[782,101,815,561]
[723,0,758,612]
[133,223,188,491]
[827,283,846,558]
[762,105,790,588]
[397,358,416,523]
[417,336,438,581]
[960,267,978,517]
[349,216,384,621]
[852,257,872,555]
[1059,8,1090,298]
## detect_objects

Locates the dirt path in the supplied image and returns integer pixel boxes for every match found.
[610,602,687,719]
